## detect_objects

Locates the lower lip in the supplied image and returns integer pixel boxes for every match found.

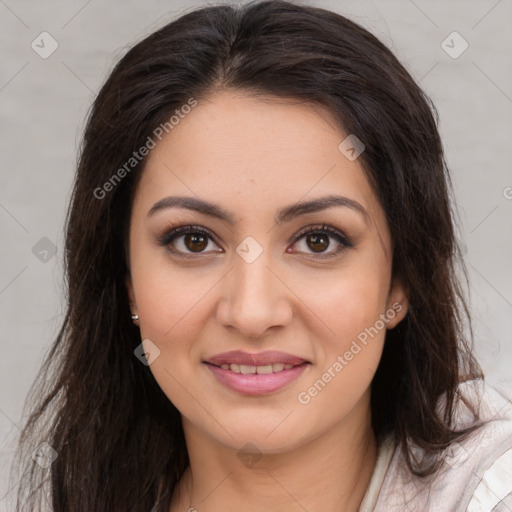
[205,362,309,396]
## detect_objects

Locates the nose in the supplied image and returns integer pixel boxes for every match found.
[215,248,293,339]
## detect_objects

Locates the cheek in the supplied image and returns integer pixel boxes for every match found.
[132,249,217,343]
[295,274,389,416]
[132,266,215,409]
[296,259,390,349]
[316,290,387,391]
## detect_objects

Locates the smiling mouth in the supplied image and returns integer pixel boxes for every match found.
[206,362,309,374]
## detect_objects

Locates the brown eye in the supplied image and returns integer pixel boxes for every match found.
[289,224,353,257]
[305,233,330,253]
[183,233,208,252]
[158,225,221,257]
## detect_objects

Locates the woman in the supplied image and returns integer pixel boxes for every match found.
[12,1,512,511]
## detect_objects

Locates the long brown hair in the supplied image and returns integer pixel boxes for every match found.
[12,1,483,510]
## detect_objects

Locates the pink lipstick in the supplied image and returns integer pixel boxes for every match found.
[204,350,310,396]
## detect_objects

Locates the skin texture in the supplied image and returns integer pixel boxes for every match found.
[126,90,408,512]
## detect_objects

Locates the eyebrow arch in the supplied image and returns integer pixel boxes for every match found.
[147,194,369,225]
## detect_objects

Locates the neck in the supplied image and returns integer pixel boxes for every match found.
[170,394,377,512]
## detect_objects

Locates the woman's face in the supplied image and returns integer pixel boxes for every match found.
[126,90,407,454]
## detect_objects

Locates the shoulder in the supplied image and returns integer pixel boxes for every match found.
[374,379,512,512]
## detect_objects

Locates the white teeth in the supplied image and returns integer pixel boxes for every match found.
[256,365,273,374]
[218,362,300,373]
[240,364,256,375]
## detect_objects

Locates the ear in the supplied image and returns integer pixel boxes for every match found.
[385,277,408,329]
[125,273,137,317]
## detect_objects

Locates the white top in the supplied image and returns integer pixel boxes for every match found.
[359,380,512,511]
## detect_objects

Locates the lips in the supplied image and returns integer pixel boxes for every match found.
[204,350,308,367]
[205,354,310,395]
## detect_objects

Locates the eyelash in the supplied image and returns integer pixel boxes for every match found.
[157,223,354,259]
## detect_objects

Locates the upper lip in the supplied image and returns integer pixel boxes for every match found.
[204,350,309,367]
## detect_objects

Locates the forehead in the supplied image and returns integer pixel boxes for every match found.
[149,91,348,174]
[134,90,384,229]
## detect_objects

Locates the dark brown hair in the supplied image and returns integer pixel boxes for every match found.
[12,1,484,510]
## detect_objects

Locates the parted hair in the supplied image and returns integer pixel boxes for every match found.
[12,1,483,511]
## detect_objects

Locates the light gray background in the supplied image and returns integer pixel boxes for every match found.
[1,0,511,507]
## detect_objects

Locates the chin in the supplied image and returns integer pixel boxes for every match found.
[218,421,305,453]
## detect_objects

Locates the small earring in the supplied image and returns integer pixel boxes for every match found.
[131,314,139,321]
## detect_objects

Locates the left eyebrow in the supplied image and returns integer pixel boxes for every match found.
[275,194,369,226]
[147,194,369,226]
